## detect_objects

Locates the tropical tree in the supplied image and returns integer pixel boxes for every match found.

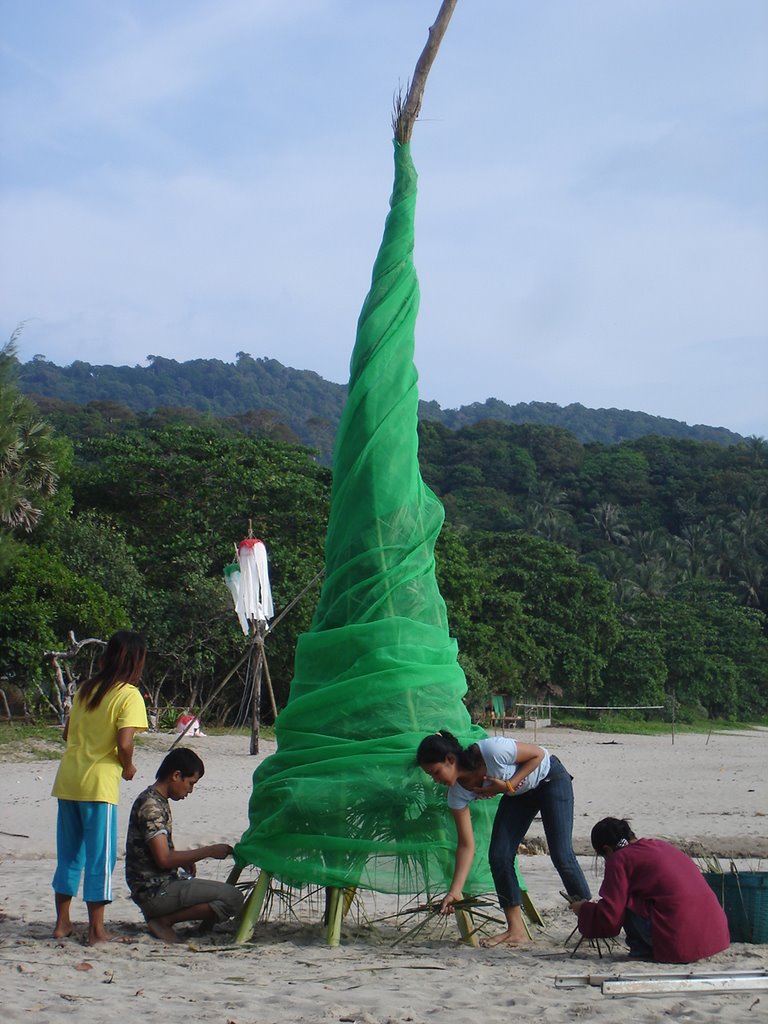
[69,425,331,711]
[464,531,620,704]
[0,340,59,535]
[585,501,630,546]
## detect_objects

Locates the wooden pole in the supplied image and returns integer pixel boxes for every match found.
[261,647,278,721]
[249,625,266,755]
[393,0,459,143]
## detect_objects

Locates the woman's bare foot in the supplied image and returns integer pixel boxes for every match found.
[147,918,178,944]
[480,928,530,948]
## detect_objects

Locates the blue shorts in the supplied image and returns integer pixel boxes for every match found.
[52,800,118,903]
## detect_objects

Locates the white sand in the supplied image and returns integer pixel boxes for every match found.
[1,726,767,1023]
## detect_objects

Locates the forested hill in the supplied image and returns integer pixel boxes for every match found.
[17,351,742,451]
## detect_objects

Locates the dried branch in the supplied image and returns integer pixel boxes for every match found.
[393,0,459,143]
[43,633,106,722]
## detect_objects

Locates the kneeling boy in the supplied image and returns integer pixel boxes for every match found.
[125,748,243,942]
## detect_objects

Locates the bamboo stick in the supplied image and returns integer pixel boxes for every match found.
[234,870,271,944]
[326,887,344,947]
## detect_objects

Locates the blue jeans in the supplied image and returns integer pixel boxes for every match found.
[488,755,591,908]
[624,909,653,957]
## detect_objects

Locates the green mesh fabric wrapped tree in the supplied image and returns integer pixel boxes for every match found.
[233,141,497,900]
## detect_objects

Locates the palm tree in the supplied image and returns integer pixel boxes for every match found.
[741,435,768,468]
[585,501,630,545]
[523,481,576,546]
[678,523,719,579]
[0,340,59,532]
[581,546,637,604]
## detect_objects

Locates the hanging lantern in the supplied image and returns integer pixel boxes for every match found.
[224,536,274,634]
[237,537,274,625]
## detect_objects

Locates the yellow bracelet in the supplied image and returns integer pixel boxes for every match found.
[506,780,516,792]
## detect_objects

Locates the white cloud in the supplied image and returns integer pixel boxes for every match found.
[1,0,766,436]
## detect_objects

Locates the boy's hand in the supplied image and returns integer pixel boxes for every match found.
[210,844,234,860]
[122,763,137,781]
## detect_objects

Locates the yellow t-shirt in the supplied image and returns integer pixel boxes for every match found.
[52,683,149,804]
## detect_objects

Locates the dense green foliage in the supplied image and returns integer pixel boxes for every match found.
[17,353,742,465]
[1,343,61,562]
[1,419,331,720]
[1,380,765,725]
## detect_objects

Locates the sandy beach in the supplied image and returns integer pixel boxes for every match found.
[2,726,767,1023]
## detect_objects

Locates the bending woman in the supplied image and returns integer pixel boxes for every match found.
[417,730,591,946]
[52,631,149,944]
[571,817,730,962]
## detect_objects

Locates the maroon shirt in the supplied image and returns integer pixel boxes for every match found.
[577,838,730,963]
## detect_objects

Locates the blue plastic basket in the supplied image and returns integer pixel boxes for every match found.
[703,871,768,944]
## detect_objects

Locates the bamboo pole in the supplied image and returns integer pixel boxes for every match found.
[261,646,278,721]
[326,887,345,947]
[234,870,272,944]
[521,888,544,927]
[454,906,480,947]
[225,864,243,886]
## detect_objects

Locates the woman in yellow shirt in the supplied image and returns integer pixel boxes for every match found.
[52,631,148,944]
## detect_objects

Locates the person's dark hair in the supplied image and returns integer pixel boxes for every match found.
[155,748,205,781]
[77,631,147,712]
[590,817,636,856]
[416,730,482,772]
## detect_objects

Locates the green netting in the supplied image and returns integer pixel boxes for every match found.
[234,142,497,895]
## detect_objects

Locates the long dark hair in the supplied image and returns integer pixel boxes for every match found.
[77,631,147,712]
[416,730,482,772]
[590,817,636,856]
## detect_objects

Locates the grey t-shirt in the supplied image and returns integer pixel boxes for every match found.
[447,737,551,810]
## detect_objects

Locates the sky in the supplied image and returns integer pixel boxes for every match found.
[1,0,767,437]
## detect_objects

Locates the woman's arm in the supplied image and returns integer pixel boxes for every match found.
[577,857,630,939]
[506,741,545,790]
[440,806,476,914]
[477,741,546,796]
[117,726,138,780]
[147,834,234,871]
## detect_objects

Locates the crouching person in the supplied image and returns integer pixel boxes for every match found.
[125,748,243,943]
